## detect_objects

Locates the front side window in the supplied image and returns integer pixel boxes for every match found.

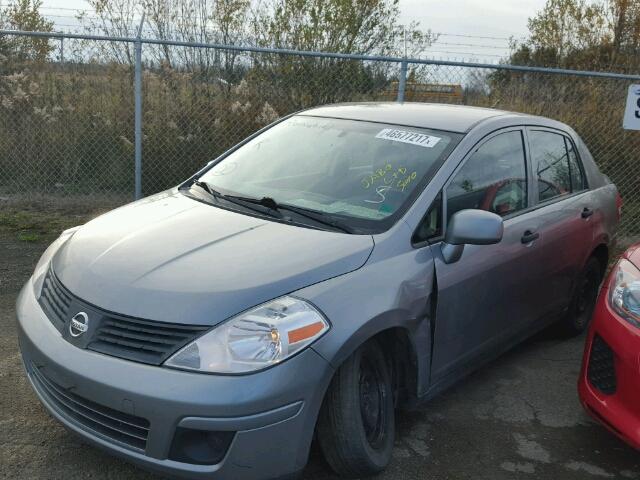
[529,130,574,202]
[196,116,462,233]
[446,130,528,223]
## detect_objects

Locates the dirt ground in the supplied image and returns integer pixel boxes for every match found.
[2,221,640,480]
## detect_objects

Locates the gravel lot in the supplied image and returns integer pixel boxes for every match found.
[2,230,640,480]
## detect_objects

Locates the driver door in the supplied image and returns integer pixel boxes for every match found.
[428,128,546,383]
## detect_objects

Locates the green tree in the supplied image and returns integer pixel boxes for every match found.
[605,0,640,62]
[506,0,640,72]
[246,0,420,108]
[528,0,607,57]
[0,0,54,63]
[252,0,401,55]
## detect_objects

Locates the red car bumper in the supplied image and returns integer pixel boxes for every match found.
[579,277,640,450]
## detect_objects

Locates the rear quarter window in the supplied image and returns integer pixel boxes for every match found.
[566,138,587,191]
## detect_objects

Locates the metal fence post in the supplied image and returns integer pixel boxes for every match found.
[134,15,145,200]
[397,60,408,103]
[59,35,64,63]
[134,39,142,199]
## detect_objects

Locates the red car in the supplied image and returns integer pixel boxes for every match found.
[579,242,640,449]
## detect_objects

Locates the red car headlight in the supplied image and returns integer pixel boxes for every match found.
[609,259,640,327]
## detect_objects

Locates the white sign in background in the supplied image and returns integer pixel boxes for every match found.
[623,84,640,130]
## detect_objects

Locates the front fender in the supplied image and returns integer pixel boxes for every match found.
[298,242,436,397]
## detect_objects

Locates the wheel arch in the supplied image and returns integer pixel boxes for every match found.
[370,327,420,408]
[317,319,427,408]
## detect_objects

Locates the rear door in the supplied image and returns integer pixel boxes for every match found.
[428,128,548,382]
[525,127,594,319]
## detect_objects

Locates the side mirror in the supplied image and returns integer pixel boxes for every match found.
[441,209,504,264]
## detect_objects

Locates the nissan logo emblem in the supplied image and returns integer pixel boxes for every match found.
[69,312,89,337]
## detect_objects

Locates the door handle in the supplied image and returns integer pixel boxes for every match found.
[521,229,539,244]
[581,207,594,218]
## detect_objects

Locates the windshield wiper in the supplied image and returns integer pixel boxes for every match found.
[191,180,352,233]
[191,180,283,219]
[217,193,352,233]
[276,203,354,234]
[192,179,216,196]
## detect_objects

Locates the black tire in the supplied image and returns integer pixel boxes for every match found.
[317,341,395,478]
[560,257,602,336]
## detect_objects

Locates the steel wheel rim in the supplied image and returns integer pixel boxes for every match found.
[359,357,387,449]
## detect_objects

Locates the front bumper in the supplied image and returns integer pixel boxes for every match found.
[17,281,334,479]
[578,285,640,450]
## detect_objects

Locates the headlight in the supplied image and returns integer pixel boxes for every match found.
[32,226,81,297]
[609,258,640,327]
[164,296,329,374]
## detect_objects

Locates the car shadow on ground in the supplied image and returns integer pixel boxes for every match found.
[304,326,640,480]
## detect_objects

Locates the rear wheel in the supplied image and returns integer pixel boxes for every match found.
[560,257,602,336]
[317,341,395,478]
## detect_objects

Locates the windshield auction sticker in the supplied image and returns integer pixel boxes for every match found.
[375,128,441,148]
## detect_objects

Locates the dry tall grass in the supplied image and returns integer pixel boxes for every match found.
[1,51,638,237]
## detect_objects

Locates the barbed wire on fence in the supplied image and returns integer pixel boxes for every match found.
[0,3,521,64]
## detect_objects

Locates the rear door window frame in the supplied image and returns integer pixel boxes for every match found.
[525,126,590,209]
[564,135,589,193]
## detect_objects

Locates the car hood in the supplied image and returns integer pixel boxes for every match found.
[52,191,374,325]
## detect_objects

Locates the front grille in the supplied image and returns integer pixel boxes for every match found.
[88,316,209,365]
[588,335,617,395]
[39,268,72,330]
[30,364,150,451]
[38,265,210,366]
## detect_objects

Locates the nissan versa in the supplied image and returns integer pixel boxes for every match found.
[17,103,619,479]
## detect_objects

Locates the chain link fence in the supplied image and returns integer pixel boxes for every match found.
[1,30,639,243]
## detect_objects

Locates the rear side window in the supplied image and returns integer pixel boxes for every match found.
[446,130,527,223]
[530,130,585,202]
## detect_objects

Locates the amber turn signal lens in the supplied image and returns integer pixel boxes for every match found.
[288,321,325,344]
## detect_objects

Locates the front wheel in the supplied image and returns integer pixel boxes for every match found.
[317,341,395,478]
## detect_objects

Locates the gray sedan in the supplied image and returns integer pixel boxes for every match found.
[17,103,619,479]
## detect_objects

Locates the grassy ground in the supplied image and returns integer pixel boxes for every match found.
[0,206,107,243]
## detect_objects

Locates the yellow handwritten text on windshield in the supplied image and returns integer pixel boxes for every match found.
[361,164,417,192]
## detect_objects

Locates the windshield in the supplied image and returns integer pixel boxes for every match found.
[196,115,462,233]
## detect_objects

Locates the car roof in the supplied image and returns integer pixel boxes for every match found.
[299,102,530,133]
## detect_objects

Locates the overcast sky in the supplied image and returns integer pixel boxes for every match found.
[398,0,547,61]
[399,0,546,38]
[37,0,548,62]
